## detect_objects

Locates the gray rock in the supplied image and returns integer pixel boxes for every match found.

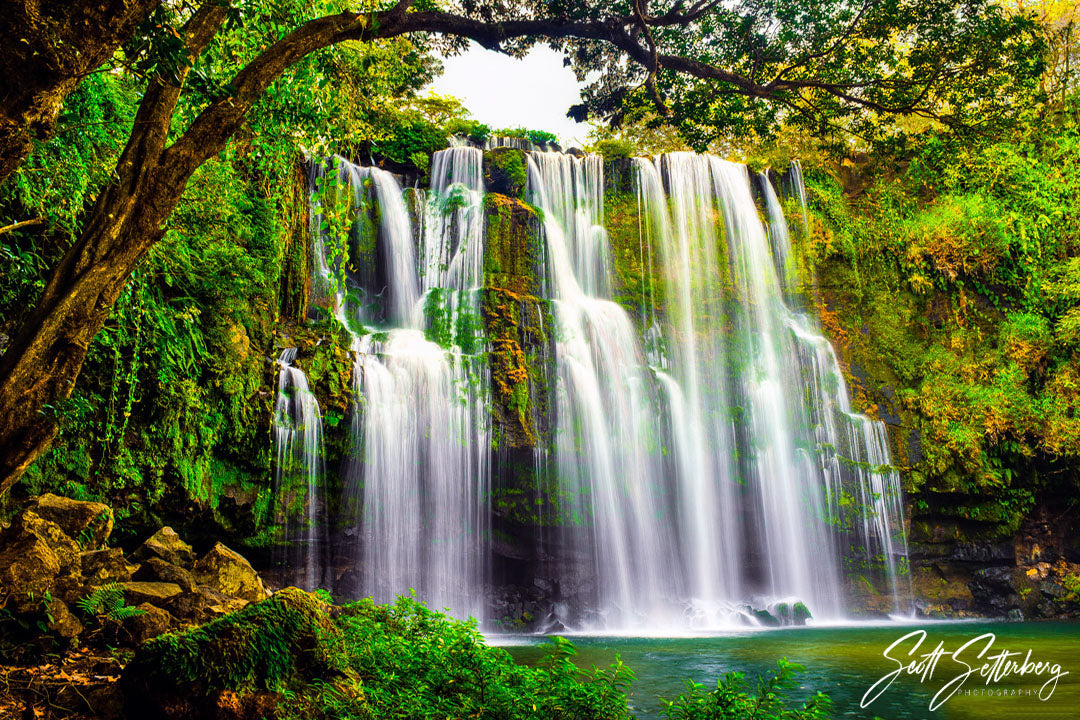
[133,557,197,593]
[950,541,1016,563]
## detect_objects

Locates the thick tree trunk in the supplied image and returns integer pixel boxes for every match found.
[0,1,227,496]
[0,187,173,496]
[0,0,161,184]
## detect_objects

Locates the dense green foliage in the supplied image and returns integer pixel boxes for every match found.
[662,659,830,720]
[554,0,1044,149]
[0,28,442,535]
[800,102,1080,535]
[128,588,831,720]
[129,589,635,719]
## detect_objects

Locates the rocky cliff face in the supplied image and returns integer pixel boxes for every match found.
[805,153,1080,620]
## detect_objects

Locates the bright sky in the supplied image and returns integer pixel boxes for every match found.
[427,42,593,148]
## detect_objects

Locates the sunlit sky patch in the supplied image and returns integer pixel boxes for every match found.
[427,41,592,148]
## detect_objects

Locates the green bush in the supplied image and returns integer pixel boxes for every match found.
[372,117,448,164]
[662,658,831,720]
[494,127,559,147]
[124,590,635,720]
[445,118,491,142]
[594,139,634,160]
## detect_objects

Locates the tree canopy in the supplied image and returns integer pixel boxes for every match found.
[0,0,1050,495]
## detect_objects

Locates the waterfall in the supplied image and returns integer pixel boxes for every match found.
[635,155,742,622]
[271,347,325,591]
[525,151,910,628]
[300,147,908,630]
[350,330,488,619]
[310,152,491,619]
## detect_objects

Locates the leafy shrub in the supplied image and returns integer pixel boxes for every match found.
[484,147,528,197]
[662,658,831,720]
[444,118,491,142]
[494,127,559,146]
[372,117,448,164]
[594,139,634,160]
[125,591,635,720]
[317,597,633,720]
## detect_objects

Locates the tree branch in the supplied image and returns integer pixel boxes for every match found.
[768,0,879,85]
[0,217,46,238]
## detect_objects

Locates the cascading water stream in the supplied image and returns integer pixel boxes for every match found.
[635,155,742,621]
[271,347,326,591]
[310,152,491,619]
[525,150,910,628]
[527,152,683,628]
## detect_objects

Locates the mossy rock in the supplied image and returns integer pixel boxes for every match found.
[0,510,81,614]
[192,542,269,603]
[482,288,553,450]
[135,527,196,568]
[752,609,780,627]
[483,147,528,197]
[123,588,345,719]
[27,494,113,550]
[483,193,543,295]
[793,601,813,624]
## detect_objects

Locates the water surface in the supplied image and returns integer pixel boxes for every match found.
[501,621,1080,719]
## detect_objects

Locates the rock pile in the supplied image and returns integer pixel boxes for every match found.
[0,494,271,656]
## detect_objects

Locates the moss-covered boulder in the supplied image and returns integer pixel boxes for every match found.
[122,588,344,720]
[0,509,82,613]
[483,147,528,197]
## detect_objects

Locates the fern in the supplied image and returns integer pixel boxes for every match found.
[76,583,146,622]
[109,604,147,621]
